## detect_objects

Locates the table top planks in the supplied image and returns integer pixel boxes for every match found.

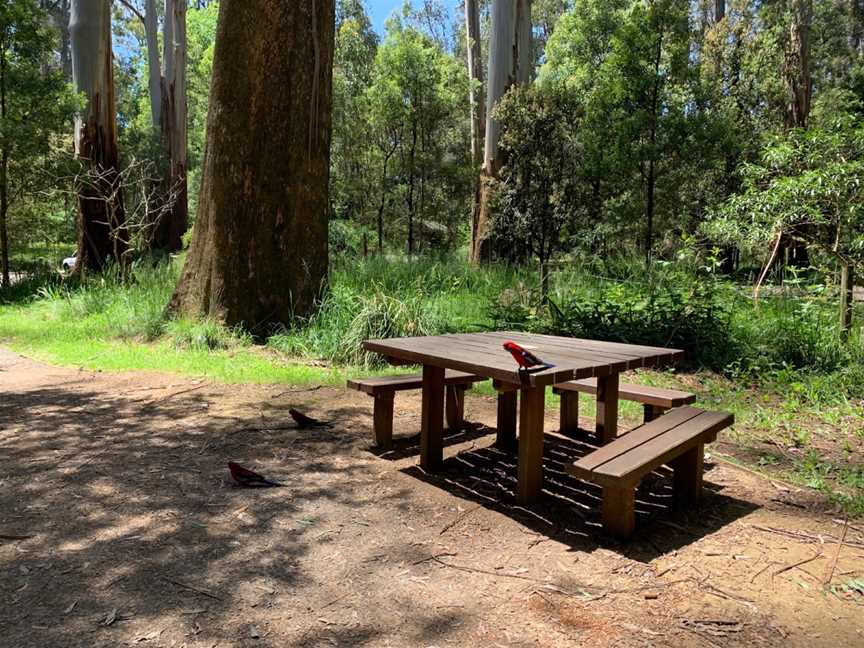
[362,332,683,387]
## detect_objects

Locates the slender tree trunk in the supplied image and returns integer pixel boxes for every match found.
[780,0,812,268]
[170,0,334,330]
[464,0,485,255]
[406,119,417,255]
[152,0,188,251]
[715,0,725,22]
[70,0,127,273]
[143,0,162,127]
[472,0,530,265]
[0,38,8,288]
[645,29,663,266]
[840,263,855,336]
[784,0,812,129]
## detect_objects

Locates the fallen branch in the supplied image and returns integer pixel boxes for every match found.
[773,552,822,578]
[823,518,849,586]
[160,576,222,600]
[748,524,864,549]
[439,505,482,535]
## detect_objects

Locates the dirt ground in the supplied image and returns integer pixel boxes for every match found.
[1,348,863,648]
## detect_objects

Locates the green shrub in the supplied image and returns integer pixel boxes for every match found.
[167,318,252,351]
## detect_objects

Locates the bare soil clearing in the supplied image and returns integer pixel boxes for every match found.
[0,348,862,647]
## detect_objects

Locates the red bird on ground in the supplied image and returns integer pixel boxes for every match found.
[502,340,555,373]
[227,462,284,488]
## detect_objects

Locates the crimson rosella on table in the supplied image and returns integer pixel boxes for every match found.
[227,462,284,488]
[502,341,555,373]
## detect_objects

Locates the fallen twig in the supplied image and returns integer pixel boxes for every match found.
[748,524,864,549]
[0,533,33,541]
[773,552,823,578]
[272,385,322,398]
[439,505,482,535]
[823,517,849,586]
[160,576,222,600]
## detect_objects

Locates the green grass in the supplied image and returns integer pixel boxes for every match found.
[1,253,862,514]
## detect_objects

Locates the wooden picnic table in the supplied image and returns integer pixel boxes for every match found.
[363,331,683,504]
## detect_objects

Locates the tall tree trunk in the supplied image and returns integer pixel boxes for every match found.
[784,0,812,129]
[464,0,485,255]
[152,0,188,251]
[472,0,530,265]
[840,263,855,336]
[70,0,127,272]
[715,0,725,22]
[781,0,812,268]
[170,0,334,330]
[645,29,663,266]
[143,0,162,127]
[0,38,8,288]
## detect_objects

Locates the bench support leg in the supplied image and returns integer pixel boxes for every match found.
[595,373,620,446]
[559,391,579,437]
[496,390,517,450]
[445,385,466,429]
[671,443,704,508]
[601,485,636,539]
[420,365,446,472]
[517,385,545,504]
[372,393,394,449]
[643,404,666,423]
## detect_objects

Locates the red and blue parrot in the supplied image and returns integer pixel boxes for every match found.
[502,341,555,373]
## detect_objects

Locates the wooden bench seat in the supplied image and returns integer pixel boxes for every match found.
[553,377,696,437]
[567,406,733,538]
[348,371,486,449]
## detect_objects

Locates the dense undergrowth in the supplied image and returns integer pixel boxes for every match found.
[2,253,863,398]
[1,253,863,512]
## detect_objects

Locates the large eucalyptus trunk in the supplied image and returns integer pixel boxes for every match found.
[465,0,485,253]
[170,0,334,330]
[151,0,187,251]
[471,0,533,264]
[70,0,127,272]
[471,0,531,265]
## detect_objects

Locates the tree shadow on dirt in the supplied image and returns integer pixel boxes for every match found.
[369,422,497,460]
[0,382,463,647]
[400,428,758,561]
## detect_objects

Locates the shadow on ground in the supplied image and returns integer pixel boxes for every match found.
[0,379,465,647]
[398,426,758,561]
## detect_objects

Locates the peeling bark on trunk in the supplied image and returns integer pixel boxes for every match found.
[784,0,812,129]
[464,0,484,254]
[152,0,188,252]
[144,0,161,127]
[70,0,127,272]
[169,0,334,331]
[472,0,530,265]
[782,0,812,268]
[0,38,8,288]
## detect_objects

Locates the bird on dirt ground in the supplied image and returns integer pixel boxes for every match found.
[288,408,333,429]
[227,461,284,488]
[502,340,555,373]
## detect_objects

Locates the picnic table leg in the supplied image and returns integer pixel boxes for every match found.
[372,393,394,449]
[559,391,579,437]
[671,443,704,508]
[517,385,545,504]
[495,386,517,450]
[595,373,619,446]
[420,364,445,471]
[445,385,466,429]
